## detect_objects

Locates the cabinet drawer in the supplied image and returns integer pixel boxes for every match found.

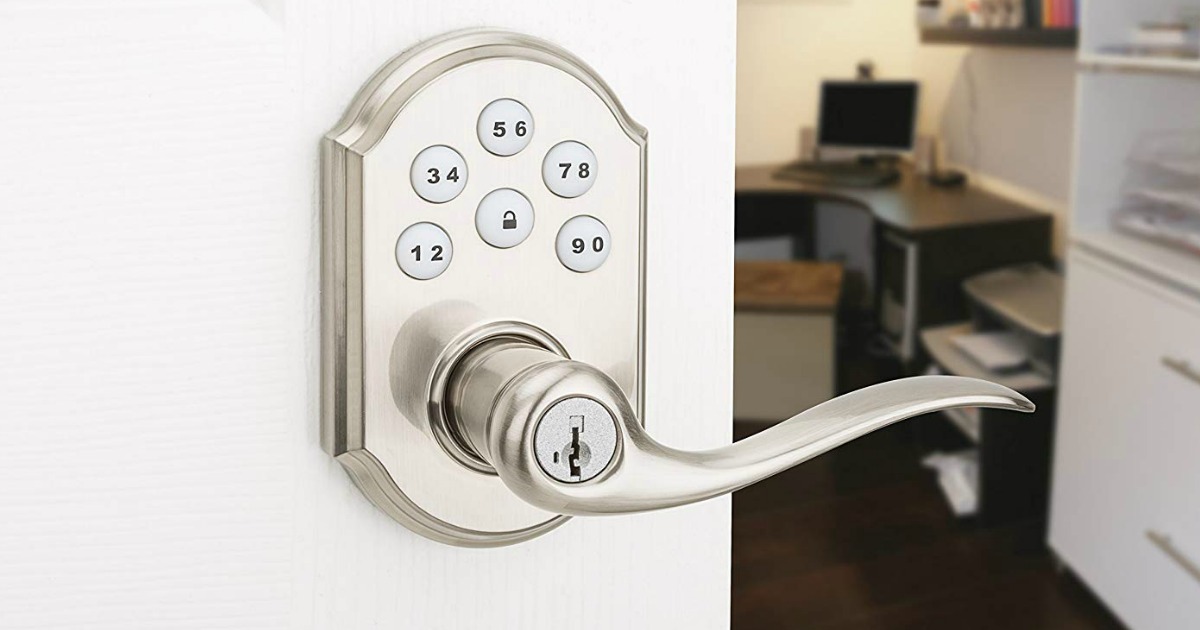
[1050,249,1200,630]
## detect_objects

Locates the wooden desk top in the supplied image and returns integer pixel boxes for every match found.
[735,164,1050,234]
[734,261,843,313]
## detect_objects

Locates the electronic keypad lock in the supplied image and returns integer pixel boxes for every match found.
[321,29,1034,547]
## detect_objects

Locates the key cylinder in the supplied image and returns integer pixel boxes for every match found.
[533,397,618,483]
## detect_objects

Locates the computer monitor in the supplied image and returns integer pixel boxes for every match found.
[817,81,919,153]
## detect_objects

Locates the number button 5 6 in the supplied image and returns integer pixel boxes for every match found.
[477,99,534,157]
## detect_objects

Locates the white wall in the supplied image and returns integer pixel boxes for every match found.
[736,1,1077,254]
[737,0,919,165]
[0,1,735,628]
[916,46,1077,253]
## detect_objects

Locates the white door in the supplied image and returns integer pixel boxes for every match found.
[0,2,736,628]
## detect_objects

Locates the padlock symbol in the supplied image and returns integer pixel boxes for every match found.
[502,210,518,230]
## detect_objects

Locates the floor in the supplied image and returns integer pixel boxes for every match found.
[730,419,1125,630]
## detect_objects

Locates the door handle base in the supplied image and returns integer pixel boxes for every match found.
[321,29,649,546]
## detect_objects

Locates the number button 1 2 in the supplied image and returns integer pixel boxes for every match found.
[396,222,453,280]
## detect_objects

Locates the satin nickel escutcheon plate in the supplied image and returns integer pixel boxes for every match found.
[321,29,647,547]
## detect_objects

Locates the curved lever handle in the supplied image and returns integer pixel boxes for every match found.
[447,339,1034,516]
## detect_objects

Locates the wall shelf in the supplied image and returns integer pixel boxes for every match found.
[920,27,1078,49]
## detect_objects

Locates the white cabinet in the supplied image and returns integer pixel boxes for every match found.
[1050,250,1200,630]
[1054,1,1200,624]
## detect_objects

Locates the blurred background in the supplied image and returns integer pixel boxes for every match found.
[729,1,1200,628]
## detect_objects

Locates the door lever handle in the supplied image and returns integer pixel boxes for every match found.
[447,338,1034,516]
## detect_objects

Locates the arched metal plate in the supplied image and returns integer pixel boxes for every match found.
[321,30,646,547]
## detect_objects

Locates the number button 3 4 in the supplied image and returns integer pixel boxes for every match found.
[410,145,467,203]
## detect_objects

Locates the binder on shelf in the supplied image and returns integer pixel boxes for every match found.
[1025,0,1042,28]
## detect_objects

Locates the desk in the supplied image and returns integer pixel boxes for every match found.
[735,163,1053,368]
[736,164,1050,233]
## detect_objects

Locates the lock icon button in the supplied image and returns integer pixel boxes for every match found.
[476,188,534,249]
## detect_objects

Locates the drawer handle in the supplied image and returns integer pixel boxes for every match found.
[1162,357,1200,388]
[1147,530,1200,585]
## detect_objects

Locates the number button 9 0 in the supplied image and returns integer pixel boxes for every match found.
[410,145,467,203]
[555,215,611,273]
[542,141,597,198]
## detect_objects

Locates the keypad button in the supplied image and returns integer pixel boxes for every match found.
[477,99,534,157]
[395,222,453,280]
[555,215,611,273]
[410,145,467,203]
[542,141,597,198]
[476,188,534,249]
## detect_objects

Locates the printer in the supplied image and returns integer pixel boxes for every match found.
[960,263,1064,380]
[918,263,1064,525]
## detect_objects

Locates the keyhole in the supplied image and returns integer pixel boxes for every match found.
[535,400,615,484]
[553,416,592,480]
[568,427,582,479]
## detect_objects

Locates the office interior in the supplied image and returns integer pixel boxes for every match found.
[730,1,1200,629]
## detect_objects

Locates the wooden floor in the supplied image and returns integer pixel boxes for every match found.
[730,420,1125,630]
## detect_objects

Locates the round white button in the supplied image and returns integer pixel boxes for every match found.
[477,99,534,157]
[395,222,453,280]
[410,145,467,203]
[542,141,597,198]
[476,188,534,249]
[555,215,611,273]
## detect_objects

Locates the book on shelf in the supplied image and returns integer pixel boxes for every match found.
[1025,0,1041,28]
[1041,0,1078,28]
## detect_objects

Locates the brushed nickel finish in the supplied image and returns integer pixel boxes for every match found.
[447,340,1034,516]
[322,29,646,547]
